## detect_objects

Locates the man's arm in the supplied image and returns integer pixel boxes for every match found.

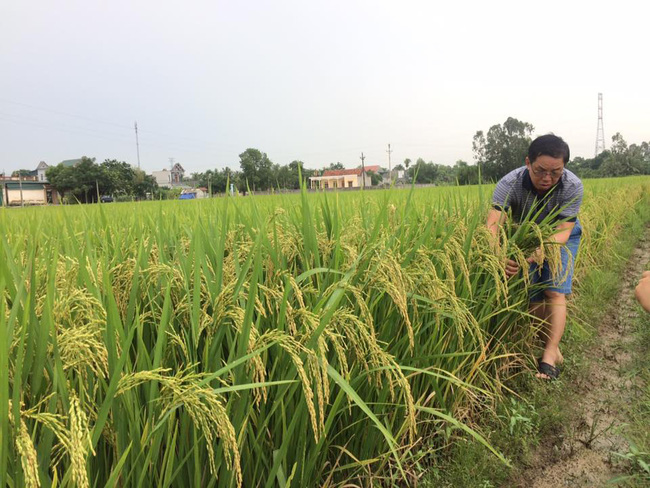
[486,208,519,278]
[526,221,576,264]
[551,221,575,245]
[486,208,506,240]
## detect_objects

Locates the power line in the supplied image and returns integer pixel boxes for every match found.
[0,98,130,129]
[0,98,241,149]
[0,113,229,160]
[0,99,471,163]
[0,113,135,144]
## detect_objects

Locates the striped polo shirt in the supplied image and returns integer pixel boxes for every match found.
[492,166,583,224]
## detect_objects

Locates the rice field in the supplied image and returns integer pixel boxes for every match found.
[1,177,649,487]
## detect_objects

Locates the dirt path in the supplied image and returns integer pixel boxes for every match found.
[513,226,650,487]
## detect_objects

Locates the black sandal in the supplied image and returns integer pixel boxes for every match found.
[537,360,560,380]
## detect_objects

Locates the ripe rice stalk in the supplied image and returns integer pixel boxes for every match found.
[158,366,243,487]
[0,177,647,486]
[7,400,40,488]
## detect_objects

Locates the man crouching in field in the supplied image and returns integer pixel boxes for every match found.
[486,134,584,380]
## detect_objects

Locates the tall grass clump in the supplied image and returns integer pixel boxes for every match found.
[0,176,648,486]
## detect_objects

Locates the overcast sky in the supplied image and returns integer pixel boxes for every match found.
[2,0,649,175]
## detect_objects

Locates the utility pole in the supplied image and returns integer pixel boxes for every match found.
[134,121,141,169]
[386,143,393,183]
[360,152,366,189]
[595,93,606,157]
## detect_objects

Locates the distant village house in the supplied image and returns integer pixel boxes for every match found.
[152,163,185,188]
[0,161,61,206]
[309,166,376,190]
[0,159,85,206]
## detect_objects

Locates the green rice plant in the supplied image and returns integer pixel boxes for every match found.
[0,176,648,487]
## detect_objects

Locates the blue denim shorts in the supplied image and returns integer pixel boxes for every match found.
[529,220,582,302]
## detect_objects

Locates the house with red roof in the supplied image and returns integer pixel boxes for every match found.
[309,167,373,190]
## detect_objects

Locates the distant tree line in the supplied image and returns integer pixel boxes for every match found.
[570,133,650,178]
[10,169,33,177]
[193,149,477,192]
[191,148,317,194]
[39,120,650,204]
[194,126,650,194]
[429,117,650,184]
[46,157,158,203]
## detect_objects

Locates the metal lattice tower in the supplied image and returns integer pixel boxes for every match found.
[594,93,606,157]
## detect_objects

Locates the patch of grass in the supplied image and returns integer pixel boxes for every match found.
[614,300,650,486]
[422,437,506,487]
[419,392,550,487]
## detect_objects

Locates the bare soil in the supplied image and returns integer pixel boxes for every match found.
[512,227,650,488]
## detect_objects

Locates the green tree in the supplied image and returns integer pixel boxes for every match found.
[408,158,438,183]
[327,162,344,171]
[192,168,243,194]
[11,169,33,177]
[636,141,650,174]
[74,157,104,203]
[569,154,604,178]
[191,170,214,191]
[46,165,76,201]
[274,164,290,189]
[434,164,455,184]
[600,133,646,176]
[288,160,312,189]
[101,159,136,196]
[47,156,106,203]
[221,168,241,193]
[239,148,274,191]
[472,117,534,181]
[132,169,157,199]
[453,160,479,185]
[366,170,382,186]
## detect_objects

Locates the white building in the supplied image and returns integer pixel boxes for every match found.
[152,163,185,188]
[309,168,372,189]
[36,161,49,182]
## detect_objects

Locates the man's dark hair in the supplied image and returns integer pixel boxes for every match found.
[528,134,570,164]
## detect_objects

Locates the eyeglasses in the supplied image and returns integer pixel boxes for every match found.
[531,167,563,178]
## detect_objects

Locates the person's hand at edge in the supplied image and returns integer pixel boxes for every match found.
[636,270,650,313]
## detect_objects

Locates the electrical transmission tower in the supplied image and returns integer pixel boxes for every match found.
[594,93,605,157]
